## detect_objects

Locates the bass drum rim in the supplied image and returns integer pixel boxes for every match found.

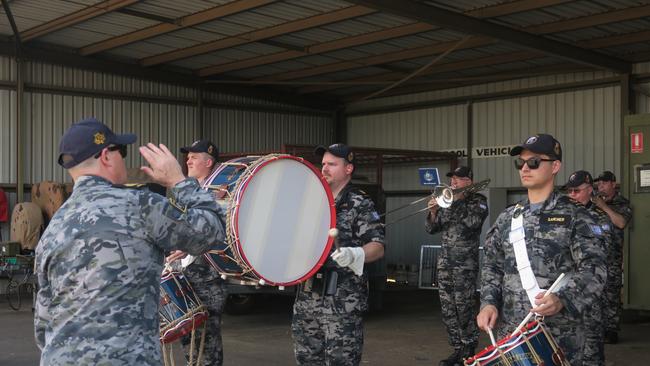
[229,155,336,286]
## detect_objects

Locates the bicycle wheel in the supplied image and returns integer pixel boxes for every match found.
[6,280,22,311]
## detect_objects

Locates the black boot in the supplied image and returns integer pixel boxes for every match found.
[604,330,619,344]
[440,348,462,366]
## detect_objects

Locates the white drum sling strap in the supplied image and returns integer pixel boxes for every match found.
[510,204,542,307]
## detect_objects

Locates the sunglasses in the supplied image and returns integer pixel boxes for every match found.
[95,145,127,159]
[514,157,555,170]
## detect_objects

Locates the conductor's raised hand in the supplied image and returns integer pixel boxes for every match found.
[139,143,186,188]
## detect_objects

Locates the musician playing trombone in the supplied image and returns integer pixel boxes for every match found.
[425,166,488,366]
[476,134,607,366]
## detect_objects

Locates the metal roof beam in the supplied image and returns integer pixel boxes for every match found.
[256,3,650,83]
[345,0,630,73]
[197,0,570,76]
[0,41,338,111]
[20,0,139,42]
[79,0,275,56]
[302,27,650,95]
[1,0,22,52]
[143,5,376,67]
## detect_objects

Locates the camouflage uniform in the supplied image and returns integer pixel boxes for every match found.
[481,191,607,366]
[35,175,225,366]
[180,240,227,366]
[602,194,632,335]
[425,193,488,353]
[582,202,614,366]
[292,184,385,366]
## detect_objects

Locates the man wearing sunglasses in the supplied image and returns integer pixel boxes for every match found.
[477,134,607,366]
[592,171,632,345]
[35,118,226,366]
[167,139,227,366]
[425,166,488,366]
[565,170,613,365]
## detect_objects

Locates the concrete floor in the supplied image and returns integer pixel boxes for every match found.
[2,289,649,365]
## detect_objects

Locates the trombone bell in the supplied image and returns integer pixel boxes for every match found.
[434,186,454,208]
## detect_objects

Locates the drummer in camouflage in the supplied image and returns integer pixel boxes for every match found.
[34,118,226,366]
[477,134,607,366]
[292,143,385,366]
[167,139,227,366]
[425,166,488,366]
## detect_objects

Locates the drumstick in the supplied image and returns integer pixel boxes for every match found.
[329,228,340,251]
[511,273,566,336]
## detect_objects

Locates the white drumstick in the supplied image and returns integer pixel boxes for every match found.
[487,327,497,347]
[329,228,340,251]
[511,273,566,336]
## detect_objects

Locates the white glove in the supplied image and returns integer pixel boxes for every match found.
[331,247,365,276]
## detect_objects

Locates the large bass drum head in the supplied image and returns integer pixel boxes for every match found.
[233,156,335,286]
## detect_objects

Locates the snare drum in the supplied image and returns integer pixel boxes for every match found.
[464,320,569,366]
[201,154,336,286]
[159,271,208,344]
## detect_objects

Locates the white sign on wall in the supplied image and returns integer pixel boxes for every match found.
[439,145,517,159]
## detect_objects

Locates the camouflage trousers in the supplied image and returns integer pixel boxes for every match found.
[438,266,479,349]
[583,295,605,366]
[292,290,364,366]
[181,273,227,366]
[603,261,623,333]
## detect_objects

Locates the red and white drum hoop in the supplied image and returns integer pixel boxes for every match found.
[205,154,336,286]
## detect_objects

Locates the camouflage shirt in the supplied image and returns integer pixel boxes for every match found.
[606,193,632,244]
[425,193,488,263]
[481,191,607,336]
[35,175,226,366]
[295,183,385,314]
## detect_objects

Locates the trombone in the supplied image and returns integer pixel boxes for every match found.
[383,179,490,226]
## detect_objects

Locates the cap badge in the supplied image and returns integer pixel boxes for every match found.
[94,132,106,145]
[347,152,354,162]
[569,173,576,182]
[554,142,561,156]
[525,136,538,144]
[192,140,200,147]
[208,145,214,154]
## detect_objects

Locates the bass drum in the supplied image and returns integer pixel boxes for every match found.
[202,154,335,287]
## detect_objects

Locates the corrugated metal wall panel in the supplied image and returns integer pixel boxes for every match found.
[637,81,650,114]
[347,104,467,149]
[24,92,200,183]
[203,108,333,153]
[25,61,197,99]
[0,56,16,82]
[473,85,621,188]
[345,70,618,114]
[0,89,17,183]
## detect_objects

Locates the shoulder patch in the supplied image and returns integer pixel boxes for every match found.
[590,224,603,236]
[479,203,488,210]
[371,211,380,221]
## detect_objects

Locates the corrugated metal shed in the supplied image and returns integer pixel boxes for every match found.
[2,0,649,101]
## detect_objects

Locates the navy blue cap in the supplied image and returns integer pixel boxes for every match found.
[565,170,593,188]
[446,166,473,179]
[180,140,219,159]
[315,143,355,164]
[58,118,137,168]
[594,171,616,182]
[510,133,562,161]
